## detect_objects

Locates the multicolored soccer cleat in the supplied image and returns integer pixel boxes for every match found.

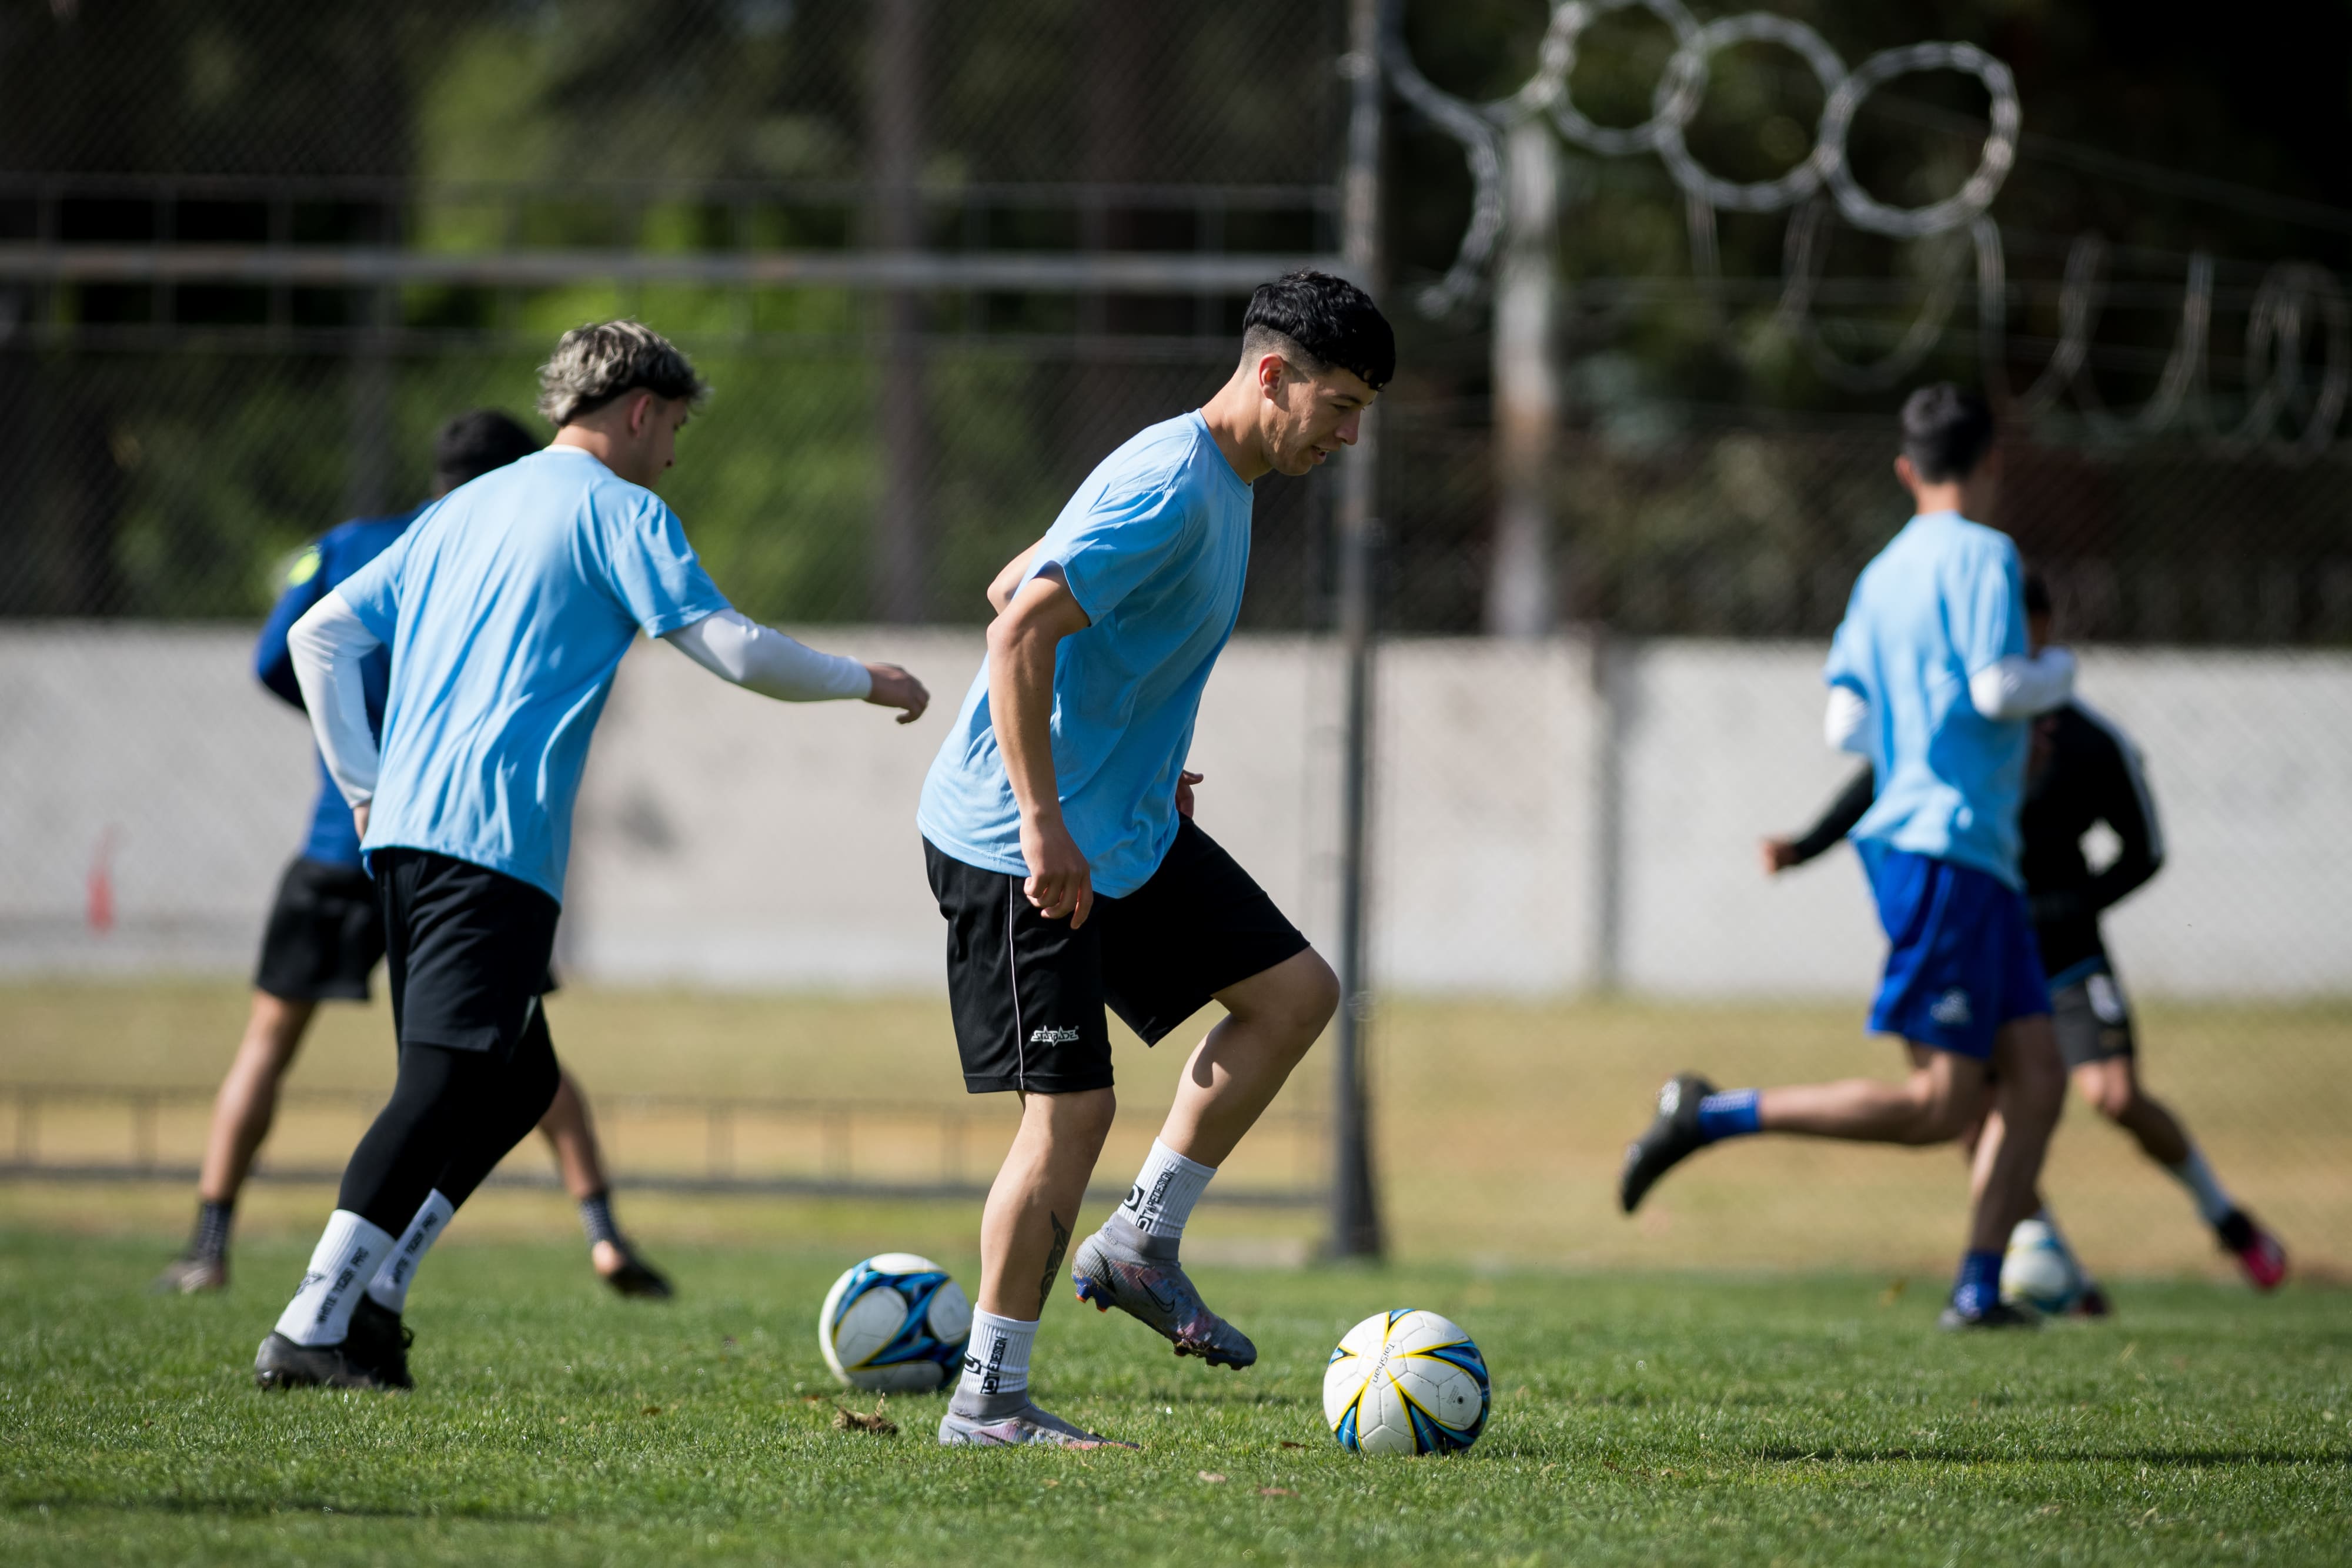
[937,1399,1135,1449]
[1070,1216,1257,1369]
[2219,1210,2288,1291]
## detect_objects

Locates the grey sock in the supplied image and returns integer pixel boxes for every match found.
[579,1191,620,1248]
[191,1200,233,1262]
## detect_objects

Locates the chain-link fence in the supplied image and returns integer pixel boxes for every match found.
[2,0,2348,1274]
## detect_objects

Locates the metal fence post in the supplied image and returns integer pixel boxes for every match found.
[1327,0,1390,1262]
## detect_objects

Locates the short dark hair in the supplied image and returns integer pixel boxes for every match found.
[1900,383,1996,482]
[2023,571,2052,618]
[433,409,542,490]
[1241,270,1395,392]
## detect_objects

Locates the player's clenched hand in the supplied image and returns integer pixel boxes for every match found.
[1176,770,1204,820]
[1759,836,1798,875]
[863,663,930,724]
[1021,811,1094,928]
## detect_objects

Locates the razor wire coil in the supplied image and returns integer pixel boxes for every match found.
[1387,0,2348,456]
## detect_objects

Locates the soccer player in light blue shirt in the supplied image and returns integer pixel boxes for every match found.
[919,273,1392,1447]
[250,323,931,1392]
[1619,385,2079,1329]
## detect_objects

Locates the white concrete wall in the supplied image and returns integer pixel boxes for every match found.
[6,624,2348,998]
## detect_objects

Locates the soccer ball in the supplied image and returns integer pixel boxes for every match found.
[1322,1309,1491,1456]
[2001,1218,2084,1315]
[818,1253,973,1392]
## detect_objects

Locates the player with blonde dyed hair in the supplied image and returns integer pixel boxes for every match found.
[252,321,930,1391]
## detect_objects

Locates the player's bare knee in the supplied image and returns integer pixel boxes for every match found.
[1284,952,1341,1044]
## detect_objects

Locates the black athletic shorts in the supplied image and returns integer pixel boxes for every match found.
[375,848,561,1058]
[254,857,385,1002]
[924,817,1312,1095]
[2050,959,2136,1071]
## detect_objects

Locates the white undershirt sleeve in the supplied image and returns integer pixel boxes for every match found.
[1969,647,2076,721]
[1824,685,1870,754]
[288,589,384,808]
[662,607,873,702]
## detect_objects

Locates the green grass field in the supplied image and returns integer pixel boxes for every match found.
[4,1232,2347,1566]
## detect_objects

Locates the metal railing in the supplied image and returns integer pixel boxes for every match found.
[0,1081,1327,1208]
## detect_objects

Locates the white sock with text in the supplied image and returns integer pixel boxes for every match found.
[272,1209,396,1346]
[1120,1139,1217,1243]
[366,1189,455,1313]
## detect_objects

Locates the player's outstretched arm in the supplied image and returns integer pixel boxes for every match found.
[1766,764,1875,874]
[286,589,383,816]
[1969,646,2076,720]
[988,569,1094,925]
[663,608,929,724]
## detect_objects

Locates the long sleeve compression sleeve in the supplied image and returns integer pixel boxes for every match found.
[1785,765,1876,867]
[1969,647,2076,721]
[662,607,873,701]
[287,589,384,808]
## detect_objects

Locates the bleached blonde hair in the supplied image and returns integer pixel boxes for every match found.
[535,320,708,427]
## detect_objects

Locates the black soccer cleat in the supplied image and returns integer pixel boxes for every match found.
[600,1243,674,1300]
[253,1331,395,1392]
[1937,1300,2040,1331]
[343,1295,416,1390]
[2070,1282,2114,1319]
[1619,1072,1716,1214]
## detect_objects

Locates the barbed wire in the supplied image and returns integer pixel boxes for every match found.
[1387,0,2350,457]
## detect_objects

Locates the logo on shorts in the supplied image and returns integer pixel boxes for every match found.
[1028,1025,1081,1046]
[1930,988,1973,1027]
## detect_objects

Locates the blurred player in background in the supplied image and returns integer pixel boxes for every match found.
[155,410,671,1303]
[1620,385,2078,1329]
[252,322,929,1390]
[917,272,1389,1446]
[1763,574,2289,1296]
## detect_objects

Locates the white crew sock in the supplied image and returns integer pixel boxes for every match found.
[272,1209,396,1346]
[365,1189,455,1313]
[1120,1138,1217,1243]
[953,1310,1038,1411]
[2167,1146,2236,1228]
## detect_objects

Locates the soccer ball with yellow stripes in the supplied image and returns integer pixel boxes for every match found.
[1322,1309,1491,1455]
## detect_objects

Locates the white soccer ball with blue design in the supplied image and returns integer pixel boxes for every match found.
[1322,1308,1491,1455]
[2001,1218,2085,1315]
[818,1253,973,1392]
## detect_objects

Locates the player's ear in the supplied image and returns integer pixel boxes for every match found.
[1255,352,1288,399]
[1893,454,1918,492]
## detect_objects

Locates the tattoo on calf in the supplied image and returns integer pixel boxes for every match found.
[1039,1211,1071,1314]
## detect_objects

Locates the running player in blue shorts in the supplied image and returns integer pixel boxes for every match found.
[153,412,670,1302]
[250,322,930,1391]
[1619,385,2079,1329]
[1766,576,2288,1298]
[919,272,1389,1445]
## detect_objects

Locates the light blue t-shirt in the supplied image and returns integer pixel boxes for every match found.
[1825,510,2031,887]
[917,411,1254,897]
[338,446,729,902]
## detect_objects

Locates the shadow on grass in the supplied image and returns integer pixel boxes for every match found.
[7,1496,557,1525]
[1743,1445,2349,1468]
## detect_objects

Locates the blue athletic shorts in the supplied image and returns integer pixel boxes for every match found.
[1860,844,2050,1058]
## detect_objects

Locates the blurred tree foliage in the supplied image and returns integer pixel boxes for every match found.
[1,0,2345,628]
